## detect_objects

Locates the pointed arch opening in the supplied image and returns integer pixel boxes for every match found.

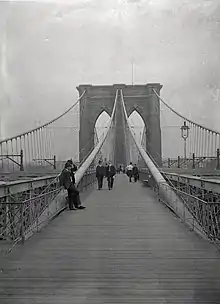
[128,110,145,145]
[94,111,111,144]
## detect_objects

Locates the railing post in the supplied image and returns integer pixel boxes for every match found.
[5,194,9,240]
[168,158,171,168]
[53,155,56,170]
[36,200,39,232]
[20,203,25,243]
[192,153,195,169]
[20,149,24,171]
[216,149,220,170]
[177,156,180,168]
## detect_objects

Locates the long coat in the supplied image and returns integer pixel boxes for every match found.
[62,168,72,190]
[96,165,105,177]
[105,165,116,178]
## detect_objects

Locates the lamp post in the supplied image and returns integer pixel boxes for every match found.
[181,121,190,160]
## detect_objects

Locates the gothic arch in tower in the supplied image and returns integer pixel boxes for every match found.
[77,83,162,166]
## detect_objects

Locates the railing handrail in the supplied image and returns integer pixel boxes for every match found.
[164,156,217,160]
[0,90,86,144]
[160,181,218,205]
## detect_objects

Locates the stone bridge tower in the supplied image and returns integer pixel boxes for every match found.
[77,83,163,166]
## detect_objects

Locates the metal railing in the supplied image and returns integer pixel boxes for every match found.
[139,168,220,243]
[163,150,220,170]
[0,169,97,247]
[121,89,220,247]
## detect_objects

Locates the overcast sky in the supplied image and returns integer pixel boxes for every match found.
[0,0,220,140]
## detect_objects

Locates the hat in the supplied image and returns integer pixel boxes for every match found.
[67,159,73,164]
[65,162,72,168]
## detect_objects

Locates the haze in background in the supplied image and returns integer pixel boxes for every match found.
[0,0,220,158]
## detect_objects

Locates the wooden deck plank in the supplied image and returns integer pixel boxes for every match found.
[0,174,220,303]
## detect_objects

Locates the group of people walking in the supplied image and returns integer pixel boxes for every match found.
[96,160,116,190]
[126,162,139,183]
[60,158,139,211]
[95,160,139,190]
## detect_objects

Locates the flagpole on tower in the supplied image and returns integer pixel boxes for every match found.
[131,57,134,85]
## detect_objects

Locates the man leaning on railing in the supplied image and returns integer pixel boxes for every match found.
[60,160,85,210]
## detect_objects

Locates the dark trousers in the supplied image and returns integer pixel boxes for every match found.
[134,174,138,182]
[127,171,133,182]
[67,185,80,209]
[107,176,114,189]
[97,175,104,189]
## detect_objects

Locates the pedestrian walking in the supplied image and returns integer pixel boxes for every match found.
[106,161,116,190]
[133,164,139,182]
[126,162,133,182]
[96,160,105,190]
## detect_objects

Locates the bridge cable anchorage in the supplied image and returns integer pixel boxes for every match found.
[120,89,211,239]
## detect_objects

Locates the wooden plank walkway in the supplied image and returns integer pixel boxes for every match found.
[0,174,220,303]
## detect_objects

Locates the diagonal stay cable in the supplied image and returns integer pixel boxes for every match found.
[127,111,219,242]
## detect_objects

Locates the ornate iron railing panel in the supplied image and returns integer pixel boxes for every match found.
[139,168,220,243]
[0,169,97,244]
